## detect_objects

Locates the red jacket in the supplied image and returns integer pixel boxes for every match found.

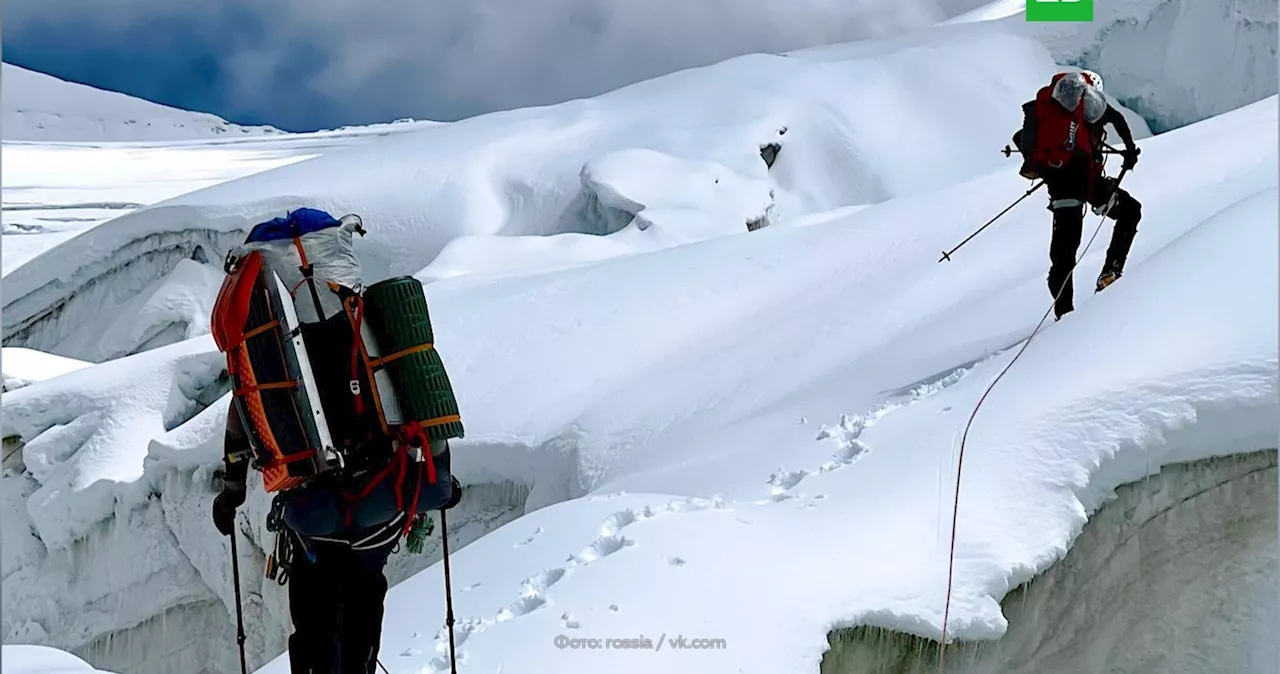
[1029,83,1097,172]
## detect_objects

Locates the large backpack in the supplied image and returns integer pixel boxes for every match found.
[1031,72,1108,171]
[210,208,464,494]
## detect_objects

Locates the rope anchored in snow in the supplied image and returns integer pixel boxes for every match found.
[937,166,1129,672]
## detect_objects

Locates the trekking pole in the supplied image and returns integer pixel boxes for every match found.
[439,509,459,674]
[939,180,1043,263]
[229,532,249,674]
[1005,143,1125,157]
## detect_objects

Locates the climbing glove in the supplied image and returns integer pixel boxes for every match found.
[443,475,463,510]
[212,487,246,536]
[1121,147,1140,171]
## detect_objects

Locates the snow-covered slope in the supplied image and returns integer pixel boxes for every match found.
[2,141,315,275]
[2,347,91,393]
[0,65,442,276]
[2,645,119,673]
[2,114,444,277]
[1,31,1153,362]
[1,9,1274,674]
[1,63,283,142]
[2,92,1274,674]
[245,96,1275,674]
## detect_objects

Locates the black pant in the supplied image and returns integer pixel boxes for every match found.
[287,532,397,674]
[1042,168,1141,318]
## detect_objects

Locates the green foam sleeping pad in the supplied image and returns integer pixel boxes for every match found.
[362,276,464,441]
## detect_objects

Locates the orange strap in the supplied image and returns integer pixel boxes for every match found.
[274,449,319,465]
[292,235,311,267]
[234,380,299,396]
[418,414,461,429]
[369,342,435,369]
[242,320,281,341]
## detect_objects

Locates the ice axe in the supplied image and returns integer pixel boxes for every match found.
[939,180,1043,263]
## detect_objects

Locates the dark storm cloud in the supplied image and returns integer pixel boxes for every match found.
[3,0,987,131]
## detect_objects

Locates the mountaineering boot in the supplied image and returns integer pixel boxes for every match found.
[1095,267,1122,293]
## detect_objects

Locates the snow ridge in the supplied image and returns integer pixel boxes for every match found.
[4,32,1058,360]
[2,63,283,142]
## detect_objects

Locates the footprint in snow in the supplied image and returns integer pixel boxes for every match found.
[514,526,543,548]
[767,468,808,501]
[447,618,484,648]
[496,593,547,621]
[495,567,567,621]
[428,619,483,672]
[788,360,984,492]
[435,498,721,664]
[529,567,566,591]
[668,556,686,567]
[821,439,870,473]
[561,612,580,629]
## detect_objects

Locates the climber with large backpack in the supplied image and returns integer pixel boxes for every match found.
[1011,70,1143,320]
[207,207,464,674]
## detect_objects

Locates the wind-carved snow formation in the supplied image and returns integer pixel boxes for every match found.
[1,7,1277,674]
[420,147,779,282]
[1016,0,1278,131]
[1,341,540,673]
[3,32,1079,361]
[823,450,1278,674]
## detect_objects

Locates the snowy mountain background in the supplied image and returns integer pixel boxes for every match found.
[2,1,1277,673]
[1,64,286,143]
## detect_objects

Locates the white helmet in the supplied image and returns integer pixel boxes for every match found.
[1078,69,1103,92]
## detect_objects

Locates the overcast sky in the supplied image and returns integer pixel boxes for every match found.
[4,0,985,131]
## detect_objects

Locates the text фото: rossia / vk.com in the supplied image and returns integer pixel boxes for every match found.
[554,633,728,651]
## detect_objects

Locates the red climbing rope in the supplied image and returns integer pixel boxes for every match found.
[937,169,1127,672]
